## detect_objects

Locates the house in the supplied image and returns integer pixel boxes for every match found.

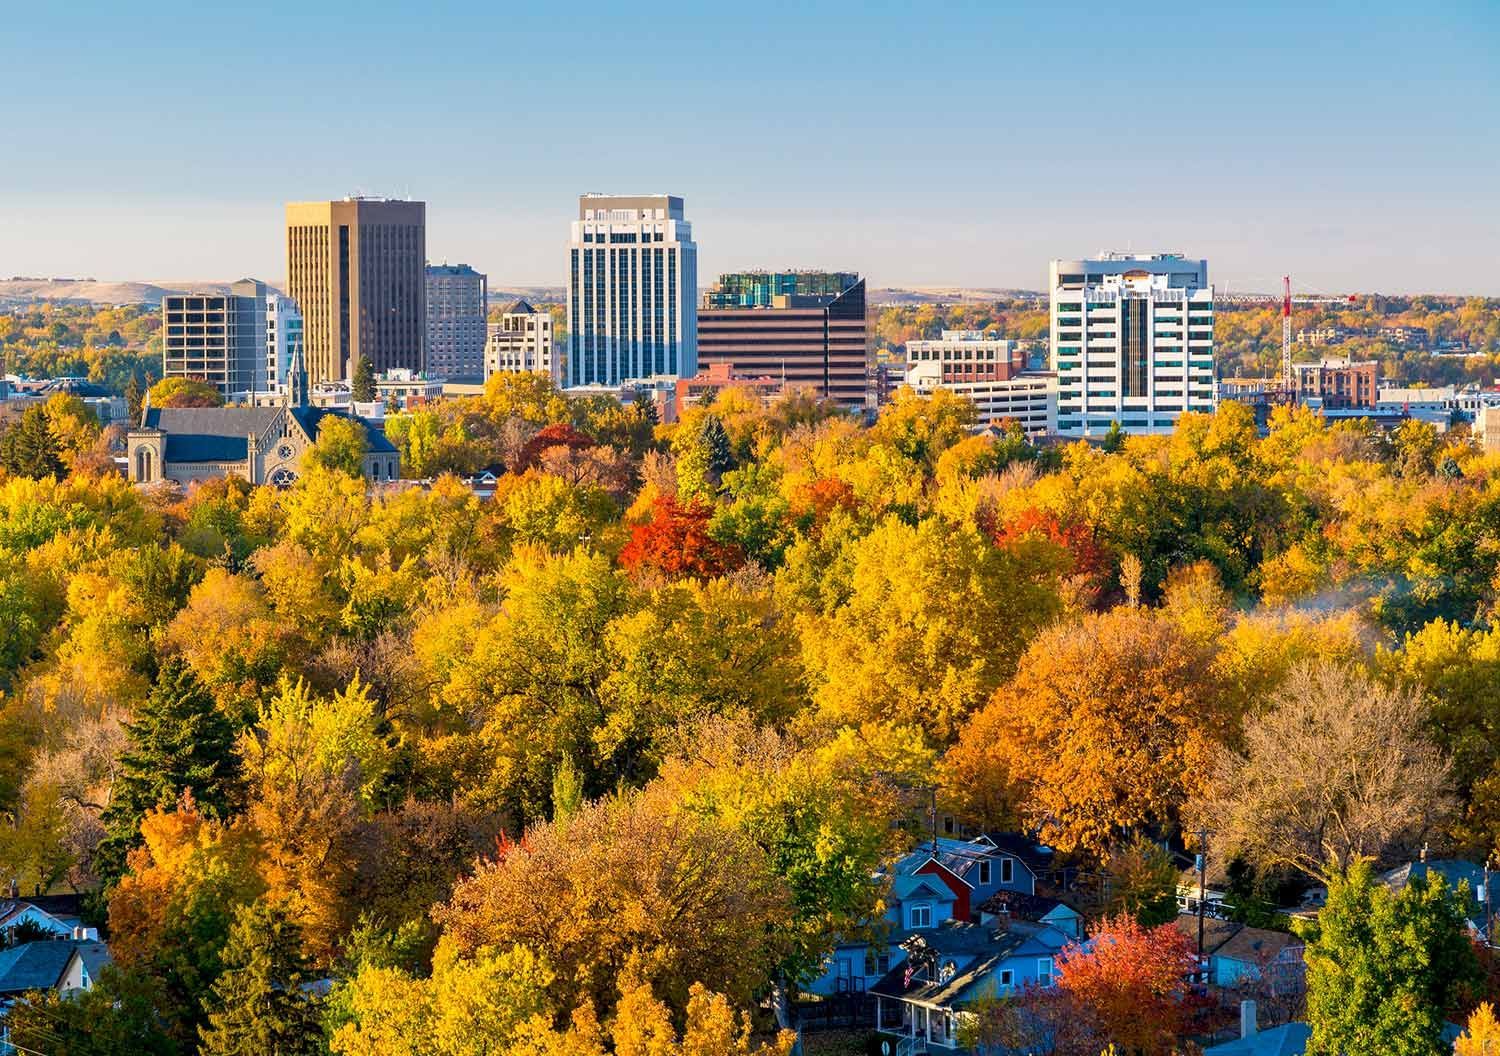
[869,918,1072,1051]
[1173,915,1304,992]
[976,890,1083,940]
[1380,858,1489,936]
[807,834,1056,997]
[0,898,83,942]
[126,346,399,487]
[0,939,111,1055]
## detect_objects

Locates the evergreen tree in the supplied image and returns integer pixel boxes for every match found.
[96,657,241,884]
[125,373,144,421]
[199,901,324,1056]
[1303,861,1479,1056]
[0,403,65,478]
[1101,420,1126,454]
[351,356,377,403]
[701,413,736,478]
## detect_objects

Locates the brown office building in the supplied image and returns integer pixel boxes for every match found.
[1292,356,1378,409]
[696,271,868,412]
[285,198,426,383]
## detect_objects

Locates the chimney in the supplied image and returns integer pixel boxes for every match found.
[1240,1000,1258,1040]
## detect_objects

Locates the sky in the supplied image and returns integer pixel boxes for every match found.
[3,0,1498,295]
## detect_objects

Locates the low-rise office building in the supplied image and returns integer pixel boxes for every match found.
[484,300,556,380]
[1292,357,1378,409]
[906,331,1054,437]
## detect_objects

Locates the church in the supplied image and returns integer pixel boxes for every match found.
[126,348,399,487]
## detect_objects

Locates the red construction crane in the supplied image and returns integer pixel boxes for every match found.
[1282,276,1293,391]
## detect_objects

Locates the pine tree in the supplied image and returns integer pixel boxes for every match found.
[0,404,65,478]
[351,356,377,403]
[125,373,145,421]
[199,901,324,1056]
[96,657,241,884]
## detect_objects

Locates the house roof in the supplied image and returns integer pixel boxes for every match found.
[895,834,1049,885]
[869,920,1070,1009]
[977,890,1078,923]
[1380,859,1484,901]
[0,899,79,931]
[503,299,538,315]
[1203,1023,1311,1056]
[1172,915,1300,965]
[0,941,75,994]
[891,874,956,902]
[287,407,398,454]
[68,941,112,981]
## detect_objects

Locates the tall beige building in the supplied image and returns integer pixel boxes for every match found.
[285,197,427,383]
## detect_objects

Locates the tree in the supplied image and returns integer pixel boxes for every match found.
[966,915,1202,1056]
[619,496,745,581]
[803,515,1067,745]
[1104,836,1180,927]
[673,412,737,501]
[305,415,369,478]
[125,373,145,420]
[149,377,223,408]
[431,789,792,1018]
[7,966,181,1056]
[0,402,66,478]
[199,899,324,1056]
[96,657,242,885]
[945,604,1226,853]
[1303,861,1479,1056]
[1194,661,1453,881]
[351,356,377,403]
[1457,1003,1500,1056]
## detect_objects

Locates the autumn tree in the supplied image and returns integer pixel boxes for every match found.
[306,415,369,478]
[149,376,223,408]
[6,966,181,1056]
[1457,1003,1500,1056]
[199,899,324,1056]
[619,496,745,581]
[432,788,792,1018]
[1193,661,1453,881]
[96,657,242,885]
[1303,861,1479,1056]
[1103,836,1181,927]
[945,604,1226,853]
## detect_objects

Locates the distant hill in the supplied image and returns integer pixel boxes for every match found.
[0,277,260,306]
[489,286,565,305]
[871,287,1043,305]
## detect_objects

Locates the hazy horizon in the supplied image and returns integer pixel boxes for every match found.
[5,1,1497,297]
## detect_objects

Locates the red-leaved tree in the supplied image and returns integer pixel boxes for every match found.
[992,507,1112,605]
[516,422,595,471]
[619,496,745,581]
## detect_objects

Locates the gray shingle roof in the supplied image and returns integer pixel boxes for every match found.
[0,941,73,994]
[142,405,397,461]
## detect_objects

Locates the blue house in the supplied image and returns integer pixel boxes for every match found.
[807,834,1056,998]
[868,918,1073,1051]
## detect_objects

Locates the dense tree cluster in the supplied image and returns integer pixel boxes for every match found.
[5,371,1500,1051]
[0,302,161,392]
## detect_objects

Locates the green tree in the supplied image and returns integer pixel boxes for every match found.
[0,403,66,478]
[149,377,223,408]
[199,900,325,1056]
[306,416,368,478]
[1302,861,1479,1056]
[125,373,145,420]
[97,657,242,885]
[7,965,181,1056]
[351,356,377,403]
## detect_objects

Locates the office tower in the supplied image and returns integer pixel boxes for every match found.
[566,194,696,387]
[161,278,269,397]
[905,331,1055,437]
[265,294,303,392]
[696,271,868,412]
[425,263,487,380]
[285,197,426,384]
[484,299,555,380]
[1050,253,1215,438]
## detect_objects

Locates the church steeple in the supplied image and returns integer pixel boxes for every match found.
[285,341,309,409]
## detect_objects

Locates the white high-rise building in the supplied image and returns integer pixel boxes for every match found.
[1050,254,1215,438]
[265,294,303,392]
[566,194,697,387]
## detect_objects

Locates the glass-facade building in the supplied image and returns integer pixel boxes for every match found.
[704,271,861,309]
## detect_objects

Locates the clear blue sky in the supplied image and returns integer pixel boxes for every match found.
[4,0,1498,294]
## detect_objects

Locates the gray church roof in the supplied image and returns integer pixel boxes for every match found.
[142,405,396,462]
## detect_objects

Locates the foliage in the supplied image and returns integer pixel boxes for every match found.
[1302,861,1480,1056]
[149,377,223,408]
[199,899,324,1056]
[0,402,67,478]
[351,356,377,403]
[620,496,745,580]
[306,415,369,478]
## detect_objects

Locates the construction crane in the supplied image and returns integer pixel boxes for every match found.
[1281,275,1293,392]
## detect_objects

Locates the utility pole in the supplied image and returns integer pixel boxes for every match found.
[1196,828,1211,984]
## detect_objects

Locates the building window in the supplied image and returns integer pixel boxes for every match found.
[999,969,1014,990]
[908,903,933,929]
[1037,958,1053,987]
[1001,858,1014,885]
[978,860,991,885]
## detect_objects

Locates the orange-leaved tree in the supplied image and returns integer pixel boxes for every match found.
[619,496,744,581]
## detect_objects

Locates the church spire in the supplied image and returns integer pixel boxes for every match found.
[286,340,309,409]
